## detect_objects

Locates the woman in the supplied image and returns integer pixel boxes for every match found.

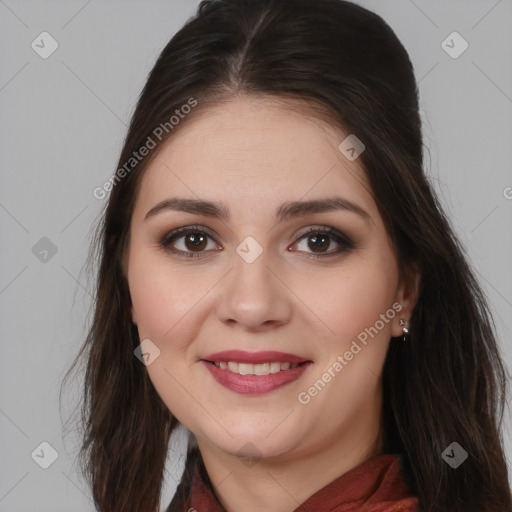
[62,0,512,511]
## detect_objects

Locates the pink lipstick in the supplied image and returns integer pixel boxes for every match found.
[201,350,312,395]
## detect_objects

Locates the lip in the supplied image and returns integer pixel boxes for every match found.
[202,350,310,365]
[202,360,312,394]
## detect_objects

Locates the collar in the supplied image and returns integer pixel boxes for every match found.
[168,449,419,512]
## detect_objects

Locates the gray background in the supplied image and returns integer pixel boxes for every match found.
[1,0,511,510]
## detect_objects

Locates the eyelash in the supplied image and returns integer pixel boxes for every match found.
[159,224,355,260]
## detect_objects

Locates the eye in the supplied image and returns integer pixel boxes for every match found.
[290,226,354,259]
[159,225,354,260]
[159,225,221,258]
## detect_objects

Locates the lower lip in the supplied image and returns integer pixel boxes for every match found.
[202,361,312,395]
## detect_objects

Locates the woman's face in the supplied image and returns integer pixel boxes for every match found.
[126,95,413,462]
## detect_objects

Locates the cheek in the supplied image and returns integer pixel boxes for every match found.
[312,253,399,348]
[295,253,399,427]
[127,252,208,426]
[128,249,201,345]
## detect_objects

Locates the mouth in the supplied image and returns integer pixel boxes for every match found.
[200,350,313,394]
[206,360,306,375]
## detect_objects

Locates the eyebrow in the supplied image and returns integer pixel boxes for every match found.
[144,196,371,224]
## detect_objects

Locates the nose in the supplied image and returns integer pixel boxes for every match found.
[214,246,293,332]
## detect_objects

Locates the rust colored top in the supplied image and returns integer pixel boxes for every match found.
[166,449,420,512]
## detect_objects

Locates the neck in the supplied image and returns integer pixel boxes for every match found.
[195,401,384,512]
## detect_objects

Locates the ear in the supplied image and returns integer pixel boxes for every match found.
[391,263,420,338]
[131,304,138,325]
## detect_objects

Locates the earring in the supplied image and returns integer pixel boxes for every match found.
[399,319,409,342]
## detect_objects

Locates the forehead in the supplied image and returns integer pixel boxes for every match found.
[134,95,374,217]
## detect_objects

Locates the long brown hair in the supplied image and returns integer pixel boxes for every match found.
[61,1,512,510]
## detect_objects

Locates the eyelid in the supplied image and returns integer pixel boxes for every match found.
[159,224,221,258]
[292,225,353,245]
[159,224,354,258]
[160,224,217,242]
[290,225,354,257]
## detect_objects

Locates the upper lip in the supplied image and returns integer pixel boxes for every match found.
[202,350,311,364]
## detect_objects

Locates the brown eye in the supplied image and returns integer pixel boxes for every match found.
[183,232,208,251]
[291,227,354,258]
[160,226,221,258]
[307,233,331,253]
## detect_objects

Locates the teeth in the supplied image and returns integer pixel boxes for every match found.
[270,362,281,373]
[254,363,270,375]
[213,361,300,375]
[239,363,253,375]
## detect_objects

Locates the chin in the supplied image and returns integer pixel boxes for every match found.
[197,424,299,462]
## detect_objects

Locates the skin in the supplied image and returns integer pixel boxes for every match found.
[125,94,418,512]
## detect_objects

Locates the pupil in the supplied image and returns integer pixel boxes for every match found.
[186,233,206,250]
[309,234,329,252]
[183,233,330,253]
